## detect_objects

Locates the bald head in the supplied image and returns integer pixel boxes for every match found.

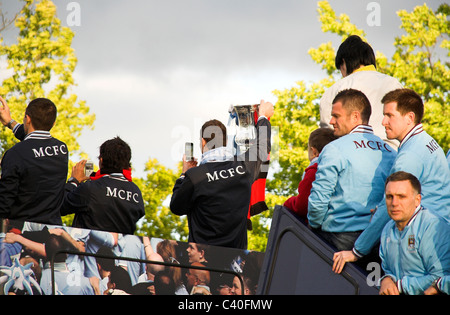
[190,262,210,285]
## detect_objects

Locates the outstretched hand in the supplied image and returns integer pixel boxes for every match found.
[258,99,274,119]
[0,95,13,126]
[182,154,198,173]
[71,160,91,183]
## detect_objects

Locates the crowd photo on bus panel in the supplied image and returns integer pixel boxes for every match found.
[0,35,449,295]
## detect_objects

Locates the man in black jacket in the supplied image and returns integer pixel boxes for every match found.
[0,97,68,225]
[170,100,274,249]
[61,137,145,235]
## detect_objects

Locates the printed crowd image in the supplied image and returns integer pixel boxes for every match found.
[0,219,264,295]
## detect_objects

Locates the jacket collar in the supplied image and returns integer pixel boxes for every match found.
[399,124,423,148]
[200,146,234,164]
[24,130,52,140]
[349,124,374,135]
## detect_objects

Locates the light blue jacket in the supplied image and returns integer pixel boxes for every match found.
[379,206,450,295]
[354,124,450,256]
[435,276,450,294]
[447,149,450,169]
[307,125,396,232]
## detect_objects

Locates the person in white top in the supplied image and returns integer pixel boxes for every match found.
[320,35,403,149]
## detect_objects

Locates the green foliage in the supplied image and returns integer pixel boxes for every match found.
[0,0,95,155]
[267,78,332,196]
[387,3,450,148]
[135,159,189,241]
[247,193,287,252]
[309,1,366,76]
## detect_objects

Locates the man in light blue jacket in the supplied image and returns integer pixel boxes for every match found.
[379,171,450,295]
[308,89,396,251]
[333,89,450,274]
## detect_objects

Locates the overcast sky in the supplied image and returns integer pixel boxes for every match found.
[1,0,444,177]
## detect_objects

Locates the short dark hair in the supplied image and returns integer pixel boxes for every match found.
[308,128,338,153]
[99,137,132,170]
[26,98,57,131]
[332,89,372,124]
[154,270,176,295]
[109,266,132,293]
[45,234,70,263]
[381,88,424,124]
[95,246,116,271]
[201,119,227,149]
[385,171,421,195]
[335,35,376,74]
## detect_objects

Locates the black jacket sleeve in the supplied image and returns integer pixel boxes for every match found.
[170,175,195,216]
[60,182,89,216]
[241,117,271,182]
[13,124,26,141]
[0,150,20,218]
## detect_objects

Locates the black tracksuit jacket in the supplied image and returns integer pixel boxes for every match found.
[170,118,271,249]
[61,173,145,235]
[0,126,68,225]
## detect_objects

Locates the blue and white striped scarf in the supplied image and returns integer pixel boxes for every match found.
[200,146,234,164]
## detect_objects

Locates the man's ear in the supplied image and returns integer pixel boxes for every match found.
[201,138,207,152]
[24,114,36,132]
[351,110,361,124]
[25,114,32,125]
[414,192,422,208]
[339,60,347,77]
[310,146,320,158]
[405,111,416,126]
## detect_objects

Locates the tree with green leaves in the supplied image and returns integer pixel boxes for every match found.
[0,0,186,237]
[0,0,95,155]
[0,0,95,227]
[135,159,189,241]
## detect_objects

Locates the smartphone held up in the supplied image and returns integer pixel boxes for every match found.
[84,160,94,177]
[185,142,194,161]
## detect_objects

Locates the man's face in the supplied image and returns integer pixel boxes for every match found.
[230,276,242,295]
[382,102,411,141]
[185,269,198,288]
[330,101,355,137]
[186,243,203,264]
[385,180,421,231]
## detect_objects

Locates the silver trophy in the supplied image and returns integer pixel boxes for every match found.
[232,104,259,153]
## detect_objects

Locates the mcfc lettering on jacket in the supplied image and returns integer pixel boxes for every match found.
[353,139,392,152]
[32,144,68,158]
[106,186,140,203]
[0,125,69,225]
[205,165,245,182]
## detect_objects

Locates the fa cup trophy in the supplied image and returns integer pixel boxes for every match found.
[227,103,269,230]
[228,104,259,154]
